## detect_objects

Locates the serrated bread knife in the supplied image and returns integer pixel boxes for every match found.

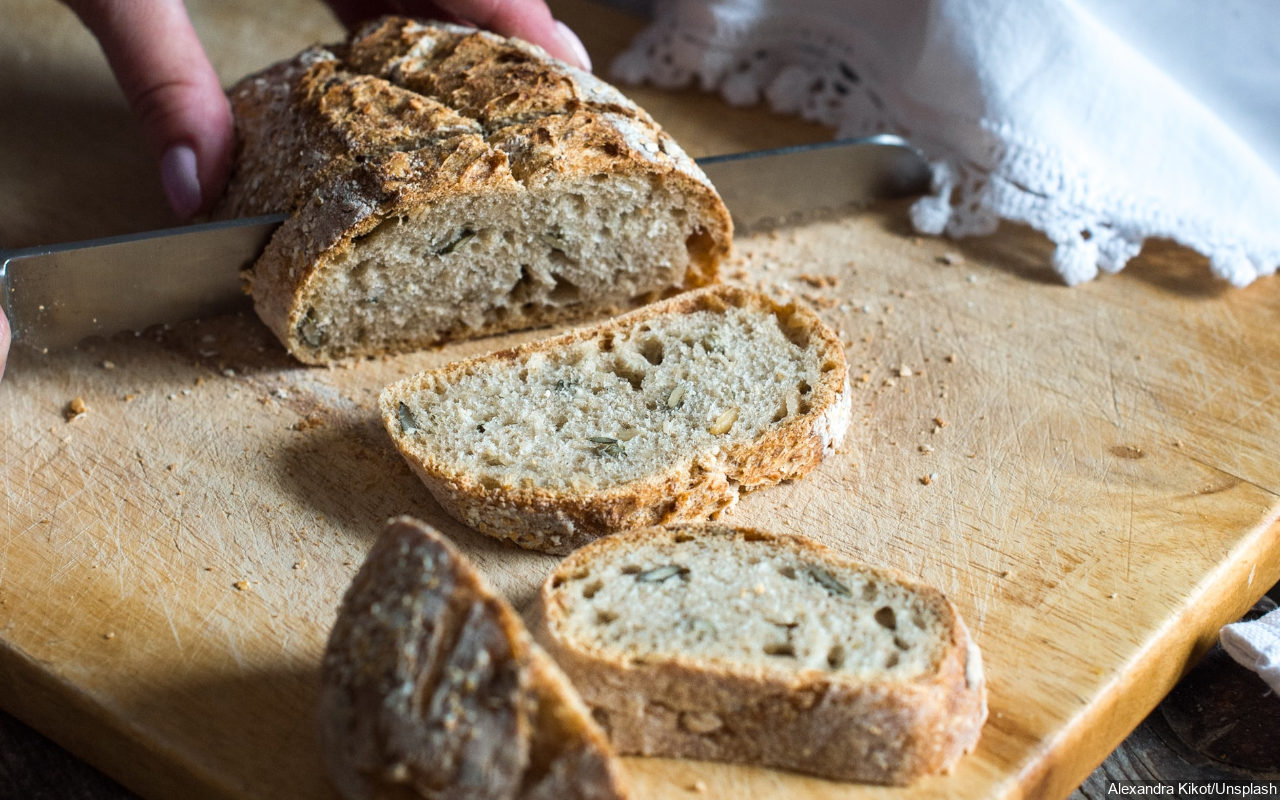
[0,135,928,352]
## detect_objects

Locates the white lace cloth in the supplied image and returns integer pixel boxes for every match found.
[1221,607,1280,695]
[612,0,1280,286]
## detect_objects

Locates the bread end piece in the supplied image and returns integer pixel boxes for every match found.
[531,523,986,785]
[317,516,628,800]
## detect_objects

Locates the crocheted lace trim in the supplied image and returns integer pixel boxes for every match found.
[613,9,1278,287]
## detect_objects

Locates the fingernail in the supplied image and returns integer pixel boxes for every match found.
[555,21,592,72]
[161,144,202,218]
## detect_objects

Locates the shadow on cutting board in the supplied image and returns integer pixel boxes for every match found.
[273,414,560,610]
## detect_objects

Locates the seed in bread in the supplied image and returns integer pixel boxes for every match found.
[531,523,987,785]
[317,516,628,800]
[379,285,851,554]
[218,17,732,364]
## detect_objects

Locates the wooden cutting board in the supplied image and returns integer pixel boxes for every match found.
[2,1,1278,798]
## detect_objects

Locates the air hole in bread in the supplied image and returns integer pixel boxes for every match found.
[595,609,618,624]
[509,264,537,303]
[827,643,846,668]
[619,565,642,575]
[638,338,665,366]
[672,532,694,543]
[778,565,797,579]
[549,273,581,304]
[875,606,897,630]
[894,636,910,651]
[582,579,604,599]
[885,651,900,668]
[763,643,796,657]
[607,358,646,391]
[798,380,812,396]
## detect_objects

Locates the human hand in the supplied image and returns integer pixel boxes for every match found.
[64,0,591,219]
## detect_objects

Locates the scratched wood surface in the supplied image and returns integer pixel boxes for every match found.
[1,2,1279,799]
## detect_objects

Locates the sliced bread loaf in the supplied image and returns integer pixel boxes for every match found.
[317,516,628,800]
[531,523,987,785]
[218,16,731,364]
[379,285,851,554]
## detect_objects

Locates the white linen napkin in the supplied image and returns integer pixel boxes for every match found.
[612,0,1280,286]
[1221,607,1280,695]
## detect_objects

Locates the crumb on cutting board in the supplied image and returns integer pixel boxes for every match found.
[64,396,88,421]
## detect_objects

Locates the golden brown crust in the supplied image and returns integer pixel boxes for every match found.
[380,286,851,555]
[317,516,629,800]
[531,524,988,785]
[217,17,731,364]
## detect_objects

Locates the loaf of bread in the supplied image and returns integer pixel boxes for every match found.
[217,16,732,364]
[317,516,629,800]
[531,523,987,785]
[379,285,850,554]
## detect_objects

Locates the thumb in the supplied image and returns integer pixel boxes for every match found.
[64,0,233,218]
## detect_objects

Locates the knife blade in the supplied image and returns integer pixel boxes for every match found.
[0,135,928,352]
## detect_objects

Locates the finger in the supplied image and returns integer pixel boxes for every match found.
[404,0,591,70]
[64,0,233,217]
[0,307,9,383]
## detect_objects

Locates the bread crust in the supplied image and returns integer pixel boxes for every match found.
[531,524,987,785]
[317,516,628,800]
[218,17,731,364]
[380,285,851,554]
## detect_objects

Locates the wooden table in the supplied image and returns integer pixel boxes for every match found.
[3,2,1279,799]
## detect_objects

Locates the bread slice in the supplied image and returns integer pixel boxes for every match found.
[317,516,629,800]
[379,285,851,554]
[531,523,986,785]
[218,16,731,364]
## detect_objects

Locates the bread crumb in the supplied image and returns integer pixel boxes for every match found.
[920,473,938,486]
[898,364,913,377]
[64,397,88,421]
[103,632,116,640]
[945,353,957,363]
[688,780,708,793]
[1000,569,1012,579]
[166,464,176,472]
[797,273,838,289]
[101,360,115,370]
[293,560,307,571]
[919,444,934,454]
[233,580,251,591]
[939,252,964,266]
[933,416,948,428]
[291,414,325,432]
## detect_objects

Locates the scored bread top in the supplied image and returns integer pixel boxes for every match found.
[381,285,850,495]
[540,524,977,686]
[220,16,716,218]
